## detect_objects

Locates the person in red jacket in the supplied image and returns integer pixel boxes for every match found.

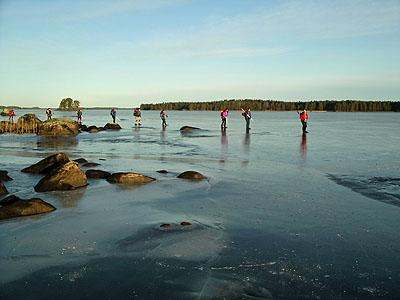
[9,109,15,123]
[298,109,309,133]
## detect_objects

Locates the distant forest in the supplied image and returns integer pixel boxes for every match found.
[141,99,400,112]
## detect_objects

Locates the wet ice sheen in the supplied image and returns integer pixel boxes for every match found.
[0,110,400,299]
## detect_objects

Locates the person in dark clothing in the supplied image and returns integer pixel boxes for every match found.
[110,108,117,123]
[46,108,52,120]
[77,109,83,125]
[160,109,168,127]
[241,108,252,132]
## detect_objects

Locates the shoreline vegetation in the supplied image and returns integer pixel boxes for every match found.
[1,99,400,112]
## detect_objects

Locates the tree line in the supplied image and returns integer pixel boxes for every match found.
[140,99,400,112]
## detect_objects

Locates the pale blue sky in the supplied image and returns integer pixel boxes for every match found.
[0,0,399,107]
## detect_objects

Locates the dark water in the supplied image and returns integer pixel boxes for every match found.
[0,110,400,299]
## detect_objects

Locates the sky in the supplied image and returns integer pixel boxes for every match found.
[0,0,399,107]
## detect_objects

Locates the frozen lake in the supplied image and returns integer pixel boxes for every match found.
[1,109,400,299]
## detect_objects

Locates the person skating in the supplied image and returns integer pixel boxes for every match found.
[8,109,15,123]
[133,108,141,126]
[160,109,168,127]
[110,108,117,123]
[241,108,252,132]
[220,108,228,129]
[77,109,83,125]
[46,108,52,120]
[298,109,309,133]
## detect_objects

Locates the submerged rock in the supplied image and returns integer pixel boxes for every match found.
[156,170,169,174]
[104,123,122,130]
[85,169,111,179]
[179,126,201,132]
[177,171,206,180]
[0,181,8,196]
[107,172,155,185]
[0,195,56,220]
[21,153,70,174]
[73,158,88,164]
[34,161,88,192]
[38,118,80,136]
[180,221,192,226]
[0,170,13,181]
[83,162,101,168]
[87,125,104,133]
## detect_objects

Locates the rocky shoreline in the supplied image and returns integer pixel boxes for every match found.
[0,152,206,221]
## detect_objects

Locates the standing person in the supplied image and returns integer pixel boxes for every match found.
[241,108,252,132]
[298,109,309,133]
[46,108,52,120]
[8,109,15,123]
[160,109,168,127]
[133,108,141,126]
[77,109,83,125]
[110,108,117,123]
[220,108,229,129]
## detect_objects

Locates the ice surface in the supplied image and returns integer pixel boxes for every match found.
[1,110,400,299]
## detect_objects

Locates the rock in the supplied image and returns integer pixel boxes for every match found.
[87,125,102,133]
[177,171,206,180]
[180,221,192,226]
[79,124,88,132]
[0,108,11,116]
[160,223,171,228]
[156,170,168,174]
[0,181,8,196]
[34,161,88,192]
[21,153,70,174]
[0,170,13,181]
[99,158,106,161]
[38,118,80,136]
[179,126,201,132]
[104,123,121,130]
[85,169,111,179]
[83,162,101,167]
[0,195,56,220]
[74,158,88,164]
[15,114,43,134]
[107,172,155,185]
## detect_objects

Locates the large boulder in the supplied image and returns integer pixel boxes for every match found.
[34,161,88,192]
[22,153,70,174]
[107,172,155,185]
[104,123,121,130]
[0,170,13,181]
[0,195,56,220]
[86,169,111,179]
[177,171,206,180]
[0,181,8,196]
[38,118,80,136]
[180,126,201,132]
[15,114,42,134]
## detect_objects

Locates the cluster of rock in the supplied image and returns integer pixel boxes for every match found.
[80,123,121,133]
[0,114,79,135]
[1,152,206,221]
